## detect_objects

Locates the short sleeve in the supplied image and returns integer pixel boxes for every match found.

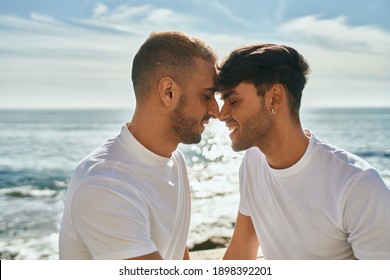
[343,169,390,259]
[71,180,158,259]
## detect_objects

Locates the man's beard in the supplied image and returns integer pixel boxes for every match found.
[232,100,272,152]
[170,94,203,144]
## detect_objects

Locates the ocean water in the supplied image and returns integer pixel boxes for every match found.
[0,108,389,259]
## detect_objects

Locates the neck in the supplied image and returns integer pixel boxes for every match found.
[128,107,178,158]
[260,124,310,170]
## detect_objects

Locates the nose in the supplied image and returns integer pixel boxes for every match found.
[207,96,220,119]
[218,102,229,122]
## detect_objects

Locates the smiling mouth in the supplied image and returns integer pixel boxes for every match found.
[227,125,239,132]
[201,116,211,126]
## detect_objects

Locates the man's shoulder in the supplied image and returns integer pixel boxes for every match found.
[312,137,374,172]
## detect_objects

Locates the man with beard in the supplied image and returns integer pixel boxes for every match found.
[217,44,390,259]
[59,32,219,260]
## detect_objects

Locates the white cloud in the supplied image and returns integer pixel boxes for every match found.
[30,12,61,25]
[206,0,256,28]
[0,4,206,109]
[93,2,109,17]
[0,4,389,108]
[275,0,287,22]
[81,3,200,35]
[93,3,151,21]
[279,15,390,54]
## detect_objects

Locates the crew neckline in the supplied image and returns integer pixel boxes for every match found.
[119,123,174,167]
[269,129,315,178]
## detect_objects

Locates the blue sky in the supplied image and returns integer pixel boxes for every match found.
[0,0,389,108]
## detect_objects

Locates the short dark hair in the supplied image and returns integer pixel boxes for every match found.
[217,44,310,117]
[132,31,217,101]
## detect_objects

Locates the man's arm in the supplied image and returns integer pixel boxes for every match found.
[183,247,190,260]
[127,251,163,260]
[223,212,259,260]
[127,247,189,260]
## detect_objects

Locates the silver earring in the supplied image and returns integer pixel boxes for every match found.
[271,108,276,115]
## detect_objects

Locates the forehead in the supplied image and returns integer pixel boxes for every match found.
[188,57,216,87]
[194,57,216,77]
[220,82,257,100]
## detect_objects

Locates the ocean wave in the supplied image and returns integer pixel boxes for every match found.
[0,233,59,260]
[0,185,60,198]
[0,168,70,191]
[353,150,390,158]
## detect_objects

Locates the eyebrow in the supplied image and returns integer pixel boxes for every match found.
[220,90,237,100]
[203,87,218,93]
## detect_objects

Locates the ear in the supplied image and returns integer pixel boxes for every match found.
[158,77,177,107]
[268,84,285,113]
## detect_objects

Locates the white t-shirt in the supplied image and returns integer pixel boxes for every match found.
[59,123,191,260]
[239,130,390,259]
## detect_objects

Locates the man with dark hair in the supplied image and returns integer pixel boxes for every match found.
[59,31,219,260]
[218,44,390,259]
